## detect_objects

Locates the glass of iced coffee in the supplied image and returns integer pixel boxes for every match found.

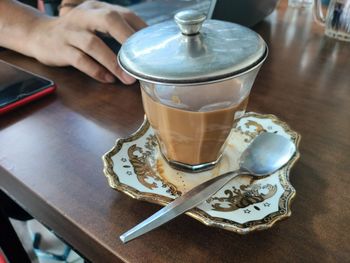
[118,10,268,172]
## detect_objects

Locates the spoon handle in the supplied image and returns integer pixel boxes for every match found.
[120,169,243,243]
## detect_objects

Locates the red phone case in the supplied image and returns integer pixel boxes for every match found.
[0,84,56,115]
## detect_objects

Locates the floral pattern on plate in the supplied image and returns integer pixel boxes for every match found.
[102,112,300,234]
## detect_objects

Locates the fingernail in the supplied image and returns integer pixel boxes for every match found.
[121,71,136,84]
[105,73,115,83]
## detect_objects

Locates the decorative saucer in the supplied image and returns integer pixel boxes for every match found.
[102,112,300,234]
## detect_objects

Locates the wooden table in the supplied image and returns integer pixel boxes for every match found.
[1,1,350,262]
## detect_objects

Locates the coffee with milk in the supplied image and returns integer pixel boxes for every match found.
[141,79,249,166]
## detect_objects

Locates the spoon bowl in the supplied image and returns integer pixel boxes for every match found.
[240,132,296,176]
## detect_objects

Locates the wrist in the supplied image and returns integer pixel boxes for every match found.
[25,16,56,58]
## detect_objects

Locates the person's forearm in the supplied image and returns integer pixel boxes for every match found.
[0,0,51,56]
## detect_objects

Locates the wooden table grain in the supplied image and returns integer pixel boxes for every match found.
[1,1,349,262]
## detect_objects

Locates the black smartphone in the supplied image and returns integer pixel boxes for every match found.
[0,60,56,115]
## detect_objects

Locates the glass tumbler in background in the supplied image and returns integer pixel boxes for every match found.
[314,0,350,41]
[289,0,313,7]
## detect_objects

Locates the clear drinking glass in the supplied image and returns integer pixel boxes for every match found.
[289,0,313,7]
[140,66,261,172]
[314,0,350,41]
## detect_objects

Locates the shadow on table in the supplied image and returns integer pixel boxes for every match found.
[0,51,145,136]
[0,94,56,130]
[47,66,146,137]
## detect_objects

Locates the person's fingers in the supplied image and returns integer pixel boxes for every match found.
[69,32,136,84]
[81,1,147,30]
[57,1,142,83]
[74,5,136,44]
[115,64,136,85]
[69,47,115,83]
[102,11,136,43]
[69,32,117,74]
[121,10,148,30]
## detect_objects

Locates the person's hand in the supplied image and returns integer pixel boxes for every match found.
[28,0,147,84]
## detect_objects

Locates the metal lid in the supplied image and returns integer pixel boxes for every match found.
[118,10,267,85]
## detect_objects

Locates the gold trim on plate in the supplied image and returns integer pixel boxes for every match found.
[102,112,301,234]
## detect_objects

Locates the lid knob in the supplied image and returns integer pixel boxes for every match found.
[174,10,206,36]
